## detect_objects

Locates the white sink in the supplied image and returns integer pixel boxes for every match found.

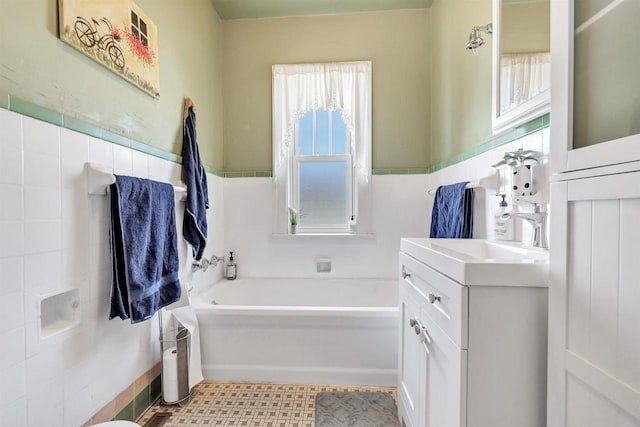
[400,238,548,286]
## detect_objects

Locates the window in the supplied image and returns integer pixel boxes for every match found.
[294,109,351,232]
[130,9,148,47]
[272,62,372,235]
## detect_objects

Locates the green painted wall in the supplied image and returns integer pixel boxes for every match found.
[430,0,493,166]
[0,0,224,170]
[222,9,431,172]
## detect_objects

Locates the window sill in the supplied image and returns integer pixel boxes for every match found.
[270,233,375,241]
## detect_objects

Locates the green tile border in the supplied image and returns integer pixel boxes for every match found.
[150,376,162,402]
[133,387,150,419]
[62,115,103,139]
[371,168,427,175]
[204,165,225,177]
[1,95,210,172]
[9,96,63,126]
[114,401,134,421]
[426,114,549,174]
[101,128,133,148]
[111,373,161,422]
[222,170,273,178]
[1,94,548,178]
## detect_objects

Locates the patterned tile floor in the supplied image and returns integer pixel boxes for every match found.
[138,382,397,427]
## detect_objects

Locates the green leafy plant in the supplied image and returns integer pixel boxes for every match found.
[288,207,300,225]
[491,148,540,168]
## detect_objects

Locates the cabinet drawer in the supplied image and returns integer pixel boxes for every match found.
[399,252,468,348]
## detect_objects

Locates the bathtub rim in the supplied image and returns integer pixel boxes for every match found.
[191,277,399,312]
[192,303,399,317]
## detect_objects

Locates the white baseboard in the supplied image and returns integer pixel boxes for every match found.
[202,364,397,387]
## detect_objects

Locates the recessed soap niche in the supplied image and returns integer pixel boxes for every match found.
[38,288,80,339]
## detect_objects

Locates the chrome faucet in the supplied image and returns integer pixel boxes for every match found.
[191,254,225,272]
[501,203,548,249]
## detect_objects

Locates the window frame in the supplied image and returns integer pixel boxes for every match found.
[291,108,353,233]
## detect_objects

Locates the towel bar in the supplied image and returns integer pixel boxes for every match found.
[87,162,187,201]
[427,170,499,196]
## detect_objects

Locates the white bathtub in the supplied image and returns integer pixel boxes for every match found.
[193,278,399,386]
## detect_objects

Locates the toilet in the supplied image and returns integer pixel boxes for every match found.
[91,421,141,427]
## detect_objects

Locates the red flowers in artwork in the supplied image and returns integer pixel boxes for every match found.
[111,27,122,41]
[125,29,155,66]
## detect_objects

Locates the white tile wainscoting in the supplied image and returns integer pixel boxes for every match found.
[0,105,549,426]
[0,108,225,426]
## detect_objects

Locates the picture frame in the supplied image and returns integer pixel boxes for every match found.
[58,0,160,98]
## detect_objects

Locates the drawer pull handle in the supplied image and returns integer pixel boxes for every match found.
[428,292,441,304]
[409,318,420,332]
[409,317,432,349]
[402,271,411,280]
[409,317,422,335]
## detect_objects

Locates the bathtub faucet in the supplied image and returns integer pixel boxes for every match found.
[192,254,225,273]
[500,202,548,249]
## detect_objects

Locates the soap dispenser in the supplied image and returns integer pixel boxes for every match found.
[494,195,514,241]
[225,251,237,280]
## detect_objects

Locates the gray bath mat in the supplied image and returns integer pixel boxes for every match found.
[315,391,401,427]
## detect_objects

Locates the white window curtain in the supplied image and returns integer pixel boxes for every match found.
[272,61,372,234]
[499,52,550,115]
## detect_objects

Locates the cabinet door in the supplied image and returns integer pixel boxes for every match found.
[548,174,640,427]
[398,280,427,427]
[423,311,467,427]
[550,1,640,174]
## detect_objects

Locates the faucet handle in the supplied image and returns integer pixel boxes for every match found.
[534,203,547,213]
[517,199,547,213]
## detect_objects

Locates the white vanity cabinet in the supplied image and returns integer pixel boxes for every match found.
[398,238,548,427]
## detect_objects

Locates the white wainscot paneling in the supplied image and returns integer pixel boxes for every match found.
[617,198,640,391]
[561,172,640,424]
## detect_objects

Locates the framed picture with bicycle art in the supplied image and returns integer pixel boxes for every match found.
[58,0,160,98]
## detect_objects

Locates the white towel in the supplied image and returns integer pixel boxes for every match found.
[169,306,204,390]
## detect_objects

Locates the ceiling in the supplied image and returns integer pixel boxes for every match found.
[210,0,432,20]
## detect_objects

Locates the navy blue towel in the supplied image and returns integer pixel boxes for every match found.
[182,104,209,261]
[429,182,475,238]
[109,176,181,324]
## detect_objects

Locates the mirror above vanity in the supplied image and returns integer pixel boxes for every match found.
[492,0,550,134]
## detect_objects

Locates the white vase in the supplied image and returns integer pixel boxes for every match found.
[512,164,536,199]
[290,224,297,234]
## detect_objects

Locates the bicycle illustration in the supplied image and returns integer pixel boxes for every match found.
[74,16,125,69]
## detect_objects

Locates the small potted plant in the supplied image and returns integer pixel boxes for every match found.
[288,207,300,234]
[492,148,540,198]
[491,148,539,168]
